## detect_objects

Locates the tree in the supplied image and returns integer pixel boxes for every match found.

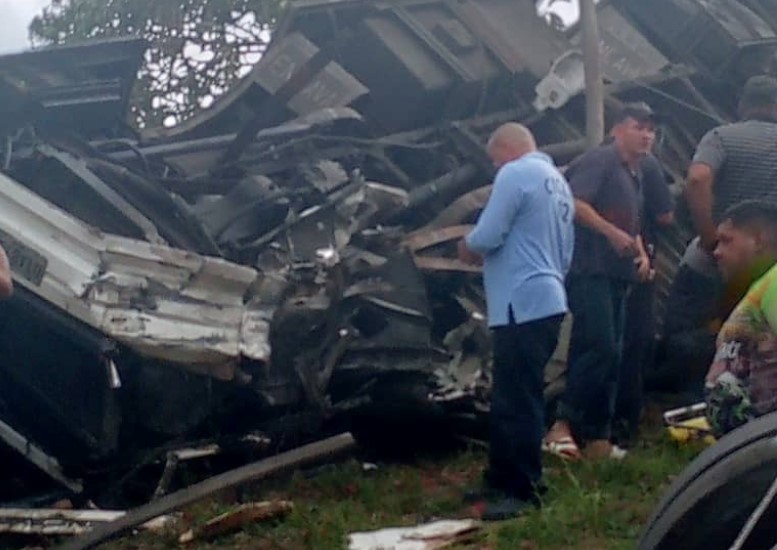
[30,0,284,130]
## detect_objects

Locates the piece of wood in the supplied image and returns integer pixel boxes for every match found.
[403,225,474,252]
[0,509,175,536]
[179,500,293,544]
[412,256,481,274]
[425,186,491,230]
[0,510,124,523]
[55,433,356,550]
[580,0,604,147]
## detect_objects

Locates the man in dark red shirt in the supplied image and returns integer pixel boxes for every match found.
[614,149,674,443]
[545,103,655,460]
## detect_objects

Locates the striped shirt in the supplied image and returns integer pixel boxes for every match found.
[693,119,777,221]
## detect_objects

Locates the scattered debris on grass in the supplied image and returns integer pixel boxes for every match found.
[348,519,481,550]
[178,500,293,544]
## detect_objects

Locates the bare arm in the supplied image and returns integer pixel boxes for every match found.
[0,246,13,299]
[686,163,717,253]
[574,199,614,234]
[574,199,637,257]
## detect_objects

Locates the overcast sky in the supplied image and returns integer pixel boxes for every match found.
[0,0,50,54]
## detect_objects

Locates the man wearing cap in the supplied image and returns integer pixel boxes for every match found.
[596,119,675,443]
[614,139,675,443]
[545,103,655,460]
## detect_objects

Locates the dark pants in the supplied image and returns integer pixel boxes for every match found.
[488,312,564,500]
[614,280,655,439]
[646,264,720,396]
[557,275,628,442]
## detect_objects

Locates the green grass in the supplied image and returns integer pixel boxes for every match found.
[100,428,706,550]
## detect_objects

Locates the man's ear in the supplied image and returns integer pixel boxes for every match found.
[751,226,769,253]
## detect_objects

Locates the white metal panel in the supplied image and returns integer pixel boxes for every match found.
[0,170,269,370]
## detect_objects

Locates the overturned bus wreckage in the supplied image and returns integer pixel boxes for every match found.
[0,0,775,505]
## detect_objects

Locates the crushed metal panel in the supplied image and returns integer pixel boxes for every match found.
[619,0,777,78]
[36,145,165,246]
[447,0,567,76]
[255,32,368,116]
[0,170,266,370]
[0,37,147,136]
[571,5,669,83]
[140,32,367,142]
[0,284,123,462]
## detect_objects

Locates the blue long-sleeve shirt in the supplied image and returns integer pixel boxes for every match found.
[466,152,575,327]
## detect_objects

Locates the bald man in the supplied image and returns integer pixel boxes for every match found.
[458,123,575,520]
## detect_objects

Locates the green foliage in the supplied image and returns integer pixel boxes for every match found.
[30,0,285,129]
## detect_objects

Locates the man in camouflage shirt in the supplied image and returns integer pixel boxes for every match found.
[705,201,777,436]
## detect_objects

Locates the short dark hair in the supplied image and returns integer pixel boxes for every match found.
[722,200,777,245]
[613,102,659,125]
[739,75,777,112]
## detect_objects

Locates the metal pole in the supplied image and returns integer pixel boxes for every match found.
[579,0,604,147]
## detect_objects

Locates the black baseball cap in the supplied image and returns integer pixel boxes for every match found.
[614,101,660,124]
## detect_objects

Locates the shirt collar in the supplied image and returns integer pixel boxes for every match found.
[607,143,643,179]
[522,151,553,164]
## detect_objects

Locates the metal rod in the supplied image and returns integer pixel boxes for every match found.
[730,472,777,550]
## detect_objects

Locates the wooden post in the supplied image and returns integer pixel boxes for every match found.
[579,0,604,147]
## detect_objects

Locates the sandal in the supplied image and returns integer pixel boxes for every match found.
[542,436,582,461]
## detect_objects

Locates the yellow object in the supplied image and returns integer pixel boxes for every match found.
[667,416,716,445]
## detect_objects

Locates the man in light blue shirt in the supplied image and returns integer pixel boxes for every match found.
[458,123,574,520]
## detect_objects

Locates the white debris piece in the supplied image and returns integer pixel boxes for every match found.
[347,519,480,550]
[0,170,269,373]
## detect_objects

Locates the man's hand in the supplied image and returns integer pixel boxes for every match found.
[458,239,482,266]
[700,234,718,258]
[634,253,654,283]
[605,226,638,257]
[634,235,654,283]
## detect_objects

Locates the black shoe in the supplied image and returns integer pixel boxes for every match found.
[481,496,535,521]
[462,484,506,504]
[465,470,548,505]
[612,418,638,448]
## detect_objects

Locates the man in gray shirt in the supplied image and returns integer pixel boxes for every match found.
[662,76,777,392]
[687,75,777,257]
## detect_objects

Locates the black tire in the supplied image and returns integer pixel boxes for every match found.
[639,412,777,549]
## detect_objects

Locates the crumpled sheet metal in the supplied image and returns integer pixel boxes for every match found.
[0,169,266,372]
[0,0,772,479]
